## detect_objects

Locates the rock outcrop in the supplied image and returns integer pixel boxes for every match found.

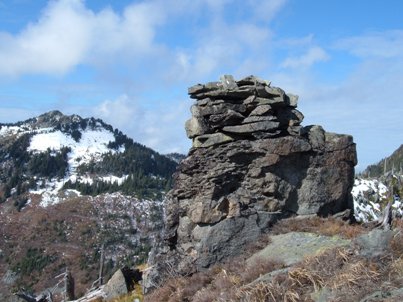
[144,75,357,291]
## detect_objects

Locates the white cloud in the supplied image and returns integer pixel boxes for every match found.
[272,35,403,171]
[0,0,166,77]
[281,46,329,69]
[170,17,274,82]
[248,0,288,22]
[93,94,191,154]
[279,34,315,47]
[335,30,403,58]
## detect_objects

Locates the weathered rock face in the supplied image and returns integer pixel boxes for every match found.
[144,75,357,291]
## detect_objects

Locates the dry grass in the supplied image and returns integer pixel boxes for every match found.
[391,257,403,277]
[271,216,366,239]
[146,222,403,302]
[145,255,284,302]
[237,241,403,302]
[237,280,301,302]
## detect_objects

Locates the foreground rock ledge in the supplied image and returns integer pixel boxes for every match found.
[144,75,357,292]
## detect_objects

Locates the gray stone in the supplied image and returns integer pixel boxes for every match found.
[249,104,272,116]
[204,81,221,90]
[197,98,211,106]
[188,82,222,96]
[251,130,282,139]
[255,96,285,106]
[188,84,204,95]
[220,74,238,90]
[243,95,256,105]
[304,125,325,151]
[209,109,245,128]
[193,132,234,148]
[192,87,255,100]
[223,121,280,134]
[288,125,302,136]
[243,115,277,124]
[277,108,304,127]
[199,103,246,116]
[354,229,395,258]
[237,75,270,86]
[104,269,128,301]
[265,86,284,97]
[287,93,299,107]
[190,104,202,116]
[247,232,350,267]
[185,116,209,138]
[196,215,263,268]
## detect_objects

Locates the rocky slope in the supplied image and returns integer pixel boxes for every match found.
[144,75,357,291]
[145,216,403,302]
[0,112,178,301]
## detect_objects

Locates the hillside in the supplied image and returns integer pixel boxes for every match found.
[363,144,403,178]
[0,111,177,301]
[0,110,177,204]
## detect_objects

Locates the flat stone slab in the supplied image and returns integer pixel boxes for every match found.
[223,121,280,134]
[247,232,351,267]
[193,132,234,148]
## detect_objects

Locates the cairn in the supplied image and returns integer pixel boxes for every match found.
[186,75,302,148]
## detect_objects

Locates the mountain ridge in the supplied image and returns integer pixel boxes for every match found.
[0,110,178,205]
[0,111,177,301]
[363,144,403,177]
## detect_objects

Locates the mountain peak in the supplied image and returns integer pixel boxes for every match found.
[32,110,83,129]
[363,144,403,177]
[0,110,178,205]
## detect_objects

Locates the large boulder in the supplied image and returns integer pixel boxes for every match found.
[144,75,357,292]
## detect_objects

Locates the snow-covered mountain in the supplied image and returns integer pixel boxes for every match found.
[0,111,177,300]
[0,110,177,208]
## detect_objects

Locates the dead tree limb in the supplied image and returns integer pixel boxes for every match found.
[64,268,75,301]
[378,201,393,230]
[98,244,105,287]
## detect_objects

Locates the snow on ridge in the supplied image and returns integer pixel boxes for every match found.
[28,128,124,172]
[25,127,128,207]
[353,177,402,222]
[351,178,388,200]
[353,178,387,222]
[69,174,129,186]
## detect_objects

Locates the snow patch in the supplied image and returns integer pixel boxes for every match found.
[352,178,387,222]
[28,129,123,172]
[352,177,402,222]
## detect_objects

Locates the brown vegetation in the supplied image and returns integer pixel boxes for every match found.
[145,220,403,302]
[271,215,366,239]
[145,255,284,302]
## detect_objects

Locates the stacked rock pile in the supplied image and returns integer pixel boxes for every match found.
[186,75,303,148]
[144,75,357,292]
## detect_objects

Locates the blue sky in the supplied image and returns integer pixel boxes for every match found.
[0,0,402,171]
